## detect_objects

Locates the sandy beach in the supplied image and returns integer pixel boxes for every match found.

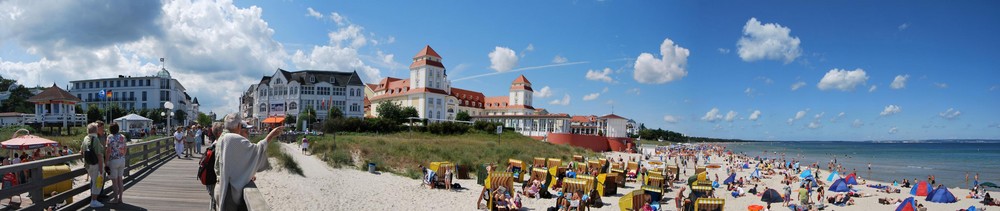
[254,143,993,210]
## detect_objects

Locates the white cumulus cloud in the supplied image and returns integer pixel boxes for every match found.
[549,94,571,106]
[791,81,806,91]
[582,93,600,101]
[749,110,761,121]
[818,68,868,91]
[880,105,902,116]
[488,46,518,72]
[869,85,877,92]
[306,7,323,19]
[702,108,722,122]
[663,115,679,124]
[888,126,898,134]
[633,38,689,84]
[852,119,864,128]
[535,86,553,98]
[939,108,961,120]
[725,110,738,122]
[788,109,808,124]
[808,121,821,129]
[585,68,615,83]
[891,74,909,89]
[552,55,568,64]
[737,17,802,63]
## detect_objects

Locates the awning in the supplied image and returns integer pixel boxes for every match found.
[262,116,286,124]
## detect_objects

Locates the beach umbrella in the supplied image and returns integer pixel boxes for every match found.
[925,185,957,203]
[829,178,850,192]
[980,182,999,188]
[895,197,917,211]
[802,176,818,187]
[910,180,933,196]
[743,163,750,169]
[826,171,840,182]
[1,134,59,150]
[845,173,859,185]
[760,189,784,203]
[723,173,736,184]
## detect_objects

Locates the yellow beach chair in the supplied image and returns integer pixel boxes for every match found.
[533,157,547,168]
[547,158,562,169]
[573,154,584,162]
[564,178,594,208]
[429,161,454,187]
[611,163,626,187]
[482,172,514,210]
[588,160,601,173]
[618,190,648,211]
[646,174,665,189]
[695,166,706,176]
[597,173,616,196]
[508,159,526,183]
[626,161,639,182]
[530,167,550,187]
[574,161,588,173]
[694,198,725,211]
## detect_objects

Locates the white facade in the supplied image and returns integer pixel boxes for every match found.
[69,68,198,125]
[244,69,366,126]
[604,117,628,138]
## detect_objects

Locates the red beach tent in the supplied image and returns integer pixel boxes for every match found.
[910,180,933,196]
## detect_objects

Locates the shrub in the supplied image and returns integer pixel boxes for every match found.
[426,121,470,135]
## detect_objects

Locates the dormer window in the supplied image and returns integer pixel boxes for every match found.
[310,76,316,83]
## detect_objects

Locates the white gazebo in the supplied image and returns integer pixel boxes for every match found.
[114,113,153,137]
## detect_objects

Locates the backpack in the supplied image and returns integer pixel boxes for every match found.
[83,135,99,165]
[197,145,217,185]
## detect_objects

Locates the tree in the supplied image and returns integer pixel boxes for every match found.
[106,104,127,120]
[86,106,102,123]
[174,109,187,125]
[284,114,296,126]
[455,110,471,121]
[328,106,343,120]
[148,110,164,125]
[401,106,419,121]
[375,102,404,124]
[299,106,317,129]
[75,105,84,114]
[196,112,213,126]
[0,75,35,113]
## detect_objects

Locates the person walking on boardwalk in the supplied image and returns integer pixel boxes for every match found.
[82,122,106,208]
[186,126,196,157]
[194,124,204,154]
[214,113,284,211]
[174,127,186,158]
[105,123,129,204]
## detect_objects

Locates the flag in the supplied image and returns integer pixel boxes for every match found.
[160,58,164,62]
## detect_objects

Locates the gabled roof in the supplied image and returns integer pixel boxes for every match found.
[571,115,597,123]
[266,69,366,87]
[27,84,81,103]
[258,76,272,85]
[192,97,200,105]
[599,114,627,119]
[513,75,531,84]
[414,45,441,59]
[409,59,445,69]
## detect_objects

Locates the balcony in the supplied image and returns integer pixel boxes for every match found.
[84,97,139,102]
[21,113,87,124]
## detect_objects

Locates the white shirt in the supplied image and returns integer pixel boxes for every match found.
[174,131,184,142]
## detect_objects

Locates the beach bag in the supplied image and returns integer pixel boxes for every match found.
[197,145,217,185]
[83,136,99,165]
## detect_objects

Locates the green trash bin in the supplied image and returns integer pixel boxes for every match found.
[476,164,488,186]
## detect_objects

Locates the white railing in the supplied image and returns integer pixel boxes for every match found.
[20,114,87,123]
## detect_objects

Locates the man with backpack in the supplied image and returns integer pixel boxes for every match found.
[81,122,106,208]
[199,122,223,210]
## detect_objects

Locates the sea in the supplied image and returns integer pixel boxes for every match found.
[720,140,1000,190]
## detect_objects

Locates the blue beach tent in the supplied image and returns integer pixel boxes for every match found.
[743,163,750,169]
[802,176,818,187]
[799,169,812,179]
[750,169,761,179]
[723,173,736,184]
[845,173,859,185]
[895,197,917,211]
[826,171,840,182]
[925,185,957,203]
[829,178,850,192]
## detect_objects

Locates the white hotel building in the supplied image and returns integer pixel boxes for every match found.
[241,69,366,127]
[68,68,199,125]
[367,45,571,137]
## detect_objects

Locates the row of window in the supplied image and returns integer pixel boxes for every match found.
[79,91,148,102]
[258,100,359,114]
[74,79,155,90]
[257,86,363,97]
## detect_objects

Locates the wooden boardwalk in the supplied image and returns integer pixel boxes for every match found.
[84,154,211,211]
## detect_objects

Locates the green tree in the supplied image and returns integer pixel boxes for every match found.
[455,110,471,121]
[375,102,404,124]
[75,105,84,114]
[299,106,317,129]
[284,114,296,128]
[401,106,419,121]
[86,106,102,123]
[174,109,187,125]
[0,75,35,113]
[328,106,343,120]
[106,104,127,120]
[196,112,212,126]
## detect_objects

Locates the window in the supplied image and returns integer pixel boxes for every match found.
[146,79,151,86]
[131,80,135,87]
[116,80,121,87]
[88,93,92,101]
[317,87,331,95]
[259,103,266,112]
[333,101,346,112]
[77,94,82,100]
[103,81,108,88]
[349,88,354,97]
[142,91,147,101]
[301,86,315,95]
[289,102,298,110]
[129,92,134,100]
[142,103,147,109]
[333,87,345,96]
[349,103,359,112]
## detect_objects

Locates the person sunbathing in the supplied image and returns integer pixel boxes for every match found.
[878,197,902,205]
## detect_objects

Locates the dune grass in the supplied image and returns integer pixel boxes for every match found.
[247,135,304,176]
[301,130,599,179]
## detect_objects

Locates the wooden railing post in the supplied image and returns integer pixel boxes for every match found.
[143,144,149,168]
[29,167,43,203]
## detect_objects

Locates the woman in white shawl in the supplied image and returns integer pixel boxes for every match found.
[214,113,284,210]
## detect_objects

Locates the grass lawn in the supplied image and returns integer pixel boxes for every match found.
[298,130,599,179]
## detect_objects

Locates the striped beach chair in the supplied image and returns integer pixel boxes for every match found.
[484,172,514,210]
[508,159,526,183]
[694,198,725,211]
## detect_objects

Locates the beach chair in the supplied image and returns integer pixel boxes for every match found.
[533,157,547,168]
[547,158,562,170]
[695,166,706,176]
[642,185,664,207]
[588,160,601,173]
[574,161,588,174]
[530,167,551,188]
[483,172,514,210]
[694,198,725,211]
[573,155,584,162]
[508,159,526,183]
[626,162,639,182]
[429,161,454,187]
[646,174,665,190]
[690,185,714,199]
[548,166,567,190]
[624,190,649,211]
[598,173,616,196]
[564,178,595,208]
[666,165,680,181]
[610,163,626,187]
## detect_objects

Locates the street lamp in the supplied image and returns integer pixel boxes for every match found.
[163,102,174,133]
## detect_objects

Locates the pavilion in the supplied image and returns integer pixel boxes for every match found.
[26,84,86,135]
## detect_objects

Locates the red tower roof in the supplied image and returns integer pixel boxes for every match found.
[512,74,531,84]
[413,45,441,59]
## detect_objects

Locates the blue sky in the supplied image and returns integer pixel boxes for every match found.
[1,0,998,140]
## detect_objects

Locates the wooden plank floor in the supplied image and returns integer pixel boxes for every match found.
[81,153,211,211]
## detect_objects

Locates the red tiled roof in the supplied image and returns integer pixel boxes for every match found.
[450,87,485,108]
[512,74,531,84]
[485,96,509,109]
[366,83,378,90]
[510,84,533,91]
[571,115,598,123]
[373,77,406,91]
[599,114,627,119]
[409,59,445,69]
[414,45,441,59]
[471,113,571,118]
[27,84,81,104]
